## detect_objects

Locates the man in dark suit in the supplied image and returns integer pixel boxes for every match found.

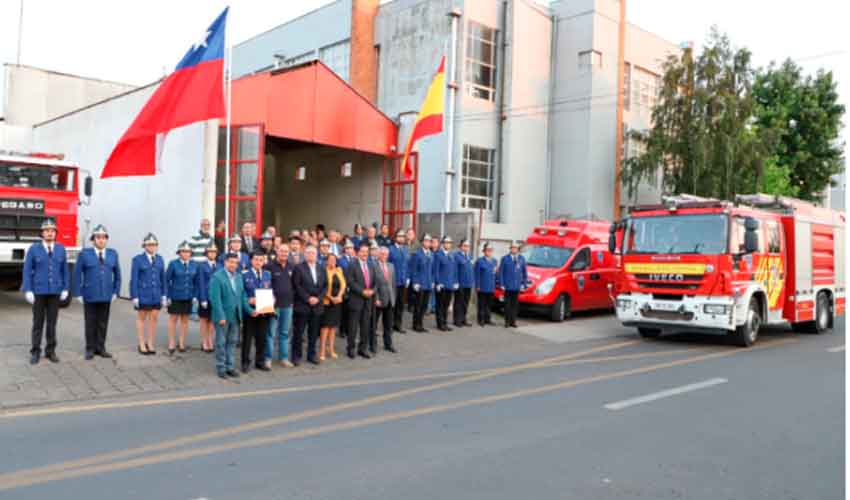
[344,242,378,359]
[240,222,260,255]
[291,244,327,365]
[374,247,397,353]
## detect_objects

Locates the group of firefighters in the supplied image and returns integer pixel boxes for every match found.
[21,218,530,378]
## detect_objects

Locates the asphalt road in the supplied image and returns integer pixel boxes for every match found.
[0,318,844,500]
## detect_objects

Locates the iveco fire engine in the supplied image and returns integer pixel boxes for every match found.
[610,194,845,346]
[0,151,92,306]
[495,219,617,321]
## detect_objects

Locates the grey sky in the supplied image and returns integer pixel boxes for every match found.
[1,0,847,151]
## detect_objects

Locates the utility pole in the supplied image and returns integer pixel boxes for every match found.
[16,0,24,65]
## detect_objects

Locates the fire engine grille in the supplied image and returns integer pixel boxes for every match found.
[0,214,46,241]
[634,273,704,291]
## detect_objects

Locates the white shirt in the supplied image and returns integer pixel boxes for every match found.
[308,263,317,283]
[43,241,54,254]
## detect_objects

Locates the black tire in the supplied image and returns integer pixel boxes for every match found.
[792,292,832,334]
[732,297,761,347]
[638,327,661,339]
[550,295,571,322]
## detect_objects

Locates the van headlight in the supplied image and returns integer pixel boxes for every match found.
[535,277,556,296]
[703,304,730,315]
[617,298,631,310]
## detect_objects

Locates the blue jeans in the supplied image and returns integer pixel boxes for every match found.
[267,306,292,362]
[215,320,239,374]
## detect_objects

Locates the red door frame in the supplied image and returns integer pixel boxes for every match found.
[216,124,266,237]
[382,152,418,234]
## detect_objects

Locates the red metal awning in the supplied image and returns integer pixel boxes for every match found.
[230,61,397,156]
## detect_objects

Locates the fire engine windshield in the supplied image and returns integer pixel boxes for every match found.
[0,163,75,192]
[625,214,728,255]
[520,245,574,269]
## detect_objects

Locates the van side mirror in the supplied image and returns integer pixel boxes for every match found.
[608,222,620,254]
[744,217,759,253]
[84,175,93,197]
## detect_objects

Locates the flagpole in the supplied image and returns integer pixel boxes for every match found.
[223,17,233,238]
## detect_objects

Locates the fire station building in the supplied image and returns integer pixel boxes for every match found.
[4,0,681,269]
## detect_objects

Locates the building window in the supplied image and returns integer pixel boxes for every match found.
[465,21,497,102]
[632,65,661,112]
[578,50,602,73]
[285,51,316,67]
[461,145,496,210]
[623,62,631,110]
[320,40,351,82]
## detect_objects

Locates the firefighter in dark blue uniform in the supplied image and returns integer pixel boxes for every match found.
[474,242,498,326]
[130,233,167,355]
[166,241,200,355]
[433,236,459,331]
[498,240,528,328]
[219,234,250,271]
[388,229,409,333]
[22,219,69,364]
[410,234,434,332]
[197,242,219,353]
[453,238,474,327]
[72,224,121,360]
[241,249,272,372]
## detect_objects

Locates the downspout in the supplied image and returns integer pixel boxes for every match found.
[495,0,509,224]
[613,0,626,220]
[441,8,461,237]
[544,11,558,219]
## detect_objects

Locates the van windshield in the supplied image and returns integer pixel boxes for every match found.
[0,163,76,192]
[520,245,574,269]
[625,214,728,255]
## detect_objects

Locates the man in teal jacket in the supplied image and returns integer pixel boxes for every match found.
[208,252,254,378]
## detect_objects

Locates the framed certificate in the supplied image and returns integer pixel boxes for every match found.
[254,288,275,314]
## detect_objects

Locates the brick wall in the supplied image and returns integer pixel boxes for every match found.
[350,0,379,103]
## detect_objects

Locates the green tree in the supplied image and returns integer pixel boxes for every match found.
[752,59,845,201]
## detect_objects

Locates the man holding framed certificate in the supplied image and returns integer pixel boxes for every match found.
[241,250,274,372]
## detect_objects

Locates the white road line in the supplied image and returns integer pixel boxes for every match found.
[827,345,845,353]
[604,378,728,411]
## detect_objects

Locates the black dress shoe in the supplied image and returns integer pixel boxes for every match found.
[347,351,356,359]
[307,357,320,365]
[463,322,473,327]
[369,347,377,354]
[178,346,186,353]
[146,345,156,355]
[168,348,176,356]
[292,359,301,367]
[226,369,240,378]
[218,372,227,379]
[241,364,250,373]
[358,350,371,359]
[29,353,39,365]
[98,351,113,359]
[138,346,148,356]
[256,364,271,371]
[46,353,60,363]
[398,328,407,334]
[385,346,397,353]
[85,351,95,360]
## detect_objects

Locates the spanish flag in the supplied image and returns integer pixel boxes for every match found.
[400,56,446,179]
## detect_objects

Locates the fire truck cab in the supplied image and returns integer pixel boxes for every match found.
[0,151,92,306]
[611,194,845,347]
[495,219,617,321]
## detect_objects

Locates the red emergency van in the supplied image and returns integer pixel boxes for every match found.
[611,194,845,346]
[495,219,617,321]
[0,151,92,306]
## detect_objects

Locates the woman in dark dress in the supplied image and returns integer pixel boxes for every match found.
[319,253,346,361]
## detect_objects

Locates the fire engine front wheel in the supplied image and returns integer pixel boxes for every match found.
[638,327,661,339]
[732,298,761,347]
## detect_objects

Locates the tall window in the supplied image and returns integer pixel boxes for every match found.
[632,66,661,112]
[461,145,496,210]
[320,40,351,82]
[465,21,497,102]
[623,62,631,110]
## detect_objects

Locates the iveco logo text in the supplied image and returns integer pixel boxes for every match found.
[0,200,44,211]
[648,273,685,281]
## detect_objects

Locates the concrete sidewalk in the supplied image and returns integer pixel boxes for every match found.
[0,291,625,410]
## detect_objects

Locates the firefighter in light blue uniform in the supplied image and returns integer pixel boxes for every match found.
[130,233,167,355]
[22,218,69,365]
[474,242,498,326]
[72,224,121,359]
[498,240,528,328]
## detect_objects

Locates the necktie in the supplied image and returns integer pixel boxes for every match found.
[382,263,389,280]
[150,255,154,266]
[184,261,188,272]
[47,245,53,258]
[362,261,370,288]
[98,251,104,264]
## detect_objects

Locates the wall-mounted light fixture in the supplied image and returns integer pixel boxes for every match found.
[340,161,352,178]
[295,165,307,181]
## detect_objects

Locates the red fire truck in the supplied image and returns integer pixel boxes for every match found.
[495,219,617,321]
[610,194,845,346]
[0,151,92,306]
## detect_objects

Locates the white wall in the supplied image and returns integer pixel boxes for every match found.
[0,122,32,150]
[31,85,207,297]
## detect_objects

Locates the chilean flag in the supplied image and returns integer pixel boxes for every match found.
[101,7,228,178]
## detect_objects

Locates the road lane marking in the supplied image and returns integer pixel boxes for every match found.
[1,345,704,420]
[0,339,797,491]
[0,340,642,482]
[826,345,845,353]
[603,378,728,411]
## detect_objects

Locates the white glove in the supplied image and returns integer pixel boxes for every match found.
[60,290,68,301]
[201,301,208,308]
[413,284,421,292]
[405,279,410,287]
[192,298,199,307]
[111,294,117,303]
[453,284,459,290]
[166,298,172,307]
[436,284,444,292]
[161,296,168,307]
[133,298,140,308]
[25,291,35,304]
[77,297,84,304]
